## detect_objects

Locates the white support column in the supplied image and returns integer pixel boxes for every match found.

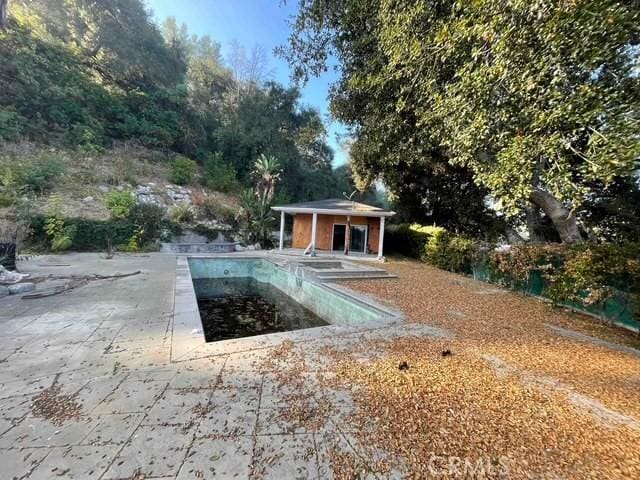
[377,216,385,260]
[311,212,318,256]
[278,211,285,251]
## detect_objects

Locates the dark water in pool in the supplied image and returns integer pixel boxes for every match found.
[193,277,328,342]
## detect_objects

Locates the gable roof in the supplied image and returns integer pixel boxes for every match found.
[271,198,395,217]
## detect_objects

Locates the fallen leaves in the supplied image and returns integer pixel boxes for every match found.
[320,258,640,478]
[31,383,83,427]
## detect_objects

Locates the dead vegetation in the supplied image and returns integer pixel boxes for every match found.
[300,258,640,478]
[31,383,83,426]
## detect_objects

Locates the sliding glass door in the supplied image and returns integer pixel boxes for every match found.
[332,224,368,253]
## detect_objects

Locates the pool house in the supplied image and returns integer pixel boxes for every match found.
[271,199,395,260]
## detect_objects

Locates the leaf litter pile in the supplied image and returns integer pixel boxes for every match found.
[344,259,640,418]
[31,383,83,426]
[261,258,640,478]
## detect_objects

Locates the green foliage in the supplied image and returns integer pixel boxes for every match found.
[487,242,640,324]
[191,223,221,241]
[282,0,640,243]
[237,188,274,246]
[127,203,166,244]
[235,154,283,246]
[546,244,640,317]
[253,154,281,206]
[0,155,64,201]
[31,216,136,251]
[489,245,564,286]
[3,2,352,205]
[170,204,195,223]
[0,109,23,141]
[20,157,65,194]
[384,224,431,259]
[386,223,479,274]
[120,227,143,253]
[105,190,136,219]
[194,196,236,225]
[203,153,238,192]
[43,194,76,251]
[169,156,197,185]
[422,228,477,275]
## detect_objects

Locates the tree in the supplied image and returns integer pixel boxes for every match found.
[2,0,355,206]
[253,154,281,206]
[281,0,640,243]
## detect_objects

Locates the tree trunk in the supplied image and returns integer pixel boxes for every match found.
[524,202,544,242]
[529,188,583,244]
[504,227,525,245]
[0,0,8,30]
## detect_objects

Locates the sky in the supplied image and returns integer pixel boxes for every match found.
[145,0,349,166]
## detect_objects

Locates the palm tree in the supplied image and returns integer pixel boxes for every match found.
[253,154,281,206]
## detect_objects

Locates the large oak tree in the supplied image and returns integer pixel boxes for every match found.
[281,0,640,243]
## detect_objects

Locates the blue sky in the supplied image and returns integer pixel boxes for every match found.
[145,0,348,166]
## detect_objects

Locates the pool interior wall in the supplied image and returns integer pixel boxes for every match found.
[187,257,390,327]
[194,277,329,341]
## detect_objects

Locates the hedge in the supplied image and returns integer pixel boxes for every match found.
[30,216,137,251]
[385,223,639,330]
[384,224,432,258]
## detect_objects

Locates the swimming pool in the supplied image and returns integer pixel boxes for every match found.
[187,257,398,341]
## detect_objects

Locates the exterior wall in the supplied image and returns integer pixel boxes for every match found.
[291,213,381,253]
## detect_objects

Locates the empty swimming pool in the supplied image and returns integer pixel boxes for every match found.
[193,276,328,341]
[187,257,399,342]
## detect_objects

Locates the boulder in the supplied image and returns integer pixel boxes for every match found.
[0,285,9,298]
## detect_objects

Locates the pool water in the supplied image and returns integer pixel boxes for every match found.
[193,277,328,342]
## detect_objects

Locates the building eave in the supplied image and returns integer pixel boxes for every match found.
[271,206,395,217]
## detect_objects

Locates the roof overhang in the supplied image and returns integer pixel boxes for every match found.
[271,206,395,217]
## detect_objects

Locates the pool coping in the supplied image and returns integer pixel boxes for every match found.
[170,253,405,362]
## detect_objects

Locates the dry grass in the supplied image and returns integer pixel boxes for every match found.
[0,142,240,220]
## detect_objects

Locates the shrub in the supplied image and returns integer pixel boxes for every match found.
[192,223,221,241]
[422,228,478,274]
[169,156,198,185]
[196,196,236,224]
[203,153,238,192]
[120,227,144,253]
[0,109,23,141]
[170,204,195,223]
[30,216,136,251]
[17,156,65,195]
[43,195,76,252]
[106,190,136,219]
[108,156,138,186]
[546,243,640,319]
[384,224,432,258]
[488,244,564,287]
[127,203,166,244]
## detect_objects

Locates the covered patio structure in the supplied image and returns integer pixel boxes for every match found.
[272,198,395,260]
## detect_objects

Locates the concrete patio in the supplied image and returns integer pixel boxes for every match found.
[0,253,440,479]
[1,253,639,479]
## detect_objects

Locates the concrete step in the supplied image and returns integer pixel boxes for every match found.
[316,271,397,281]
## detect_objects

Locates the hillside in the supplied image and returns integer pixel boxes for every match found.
[0,143,239,221]
[0,1,378,253]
